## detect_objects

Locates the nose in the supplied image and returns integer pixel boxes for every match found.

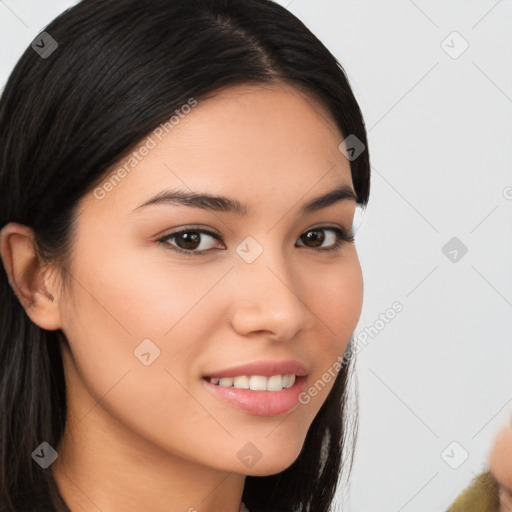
[227,245,315,341]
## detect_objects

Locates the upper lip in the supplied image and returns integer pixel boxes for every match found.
[203,359,309,379]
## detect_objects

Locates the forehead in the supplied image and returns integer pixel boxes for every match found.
[82,83,354,217]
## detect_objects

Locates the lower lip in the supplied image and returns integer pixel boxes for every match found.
[201,376,307,416]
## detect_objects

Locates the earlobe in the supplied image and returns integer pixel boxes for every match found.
[0,222,62,331]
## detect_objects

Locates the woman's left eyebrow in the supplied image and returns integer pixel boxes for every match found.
[131,183,358,216]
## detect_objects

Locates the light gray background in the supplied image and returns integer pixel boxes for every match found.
[1,1,511,511]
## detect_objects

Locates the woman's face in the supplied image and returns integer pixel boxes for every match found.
[55,83,363,476]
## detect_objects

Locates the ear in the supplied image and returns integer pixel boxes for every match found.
[0,222,63,330]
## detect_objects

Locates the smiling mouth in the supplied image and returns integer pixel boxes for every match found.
[202,374,297,392]
[201,373,307,416]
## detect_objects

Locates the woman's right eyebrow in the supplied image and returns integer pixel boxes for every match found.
[131,183,358,216]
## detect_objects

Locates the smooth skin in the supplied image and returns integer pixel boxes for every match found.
[0,83,363,512]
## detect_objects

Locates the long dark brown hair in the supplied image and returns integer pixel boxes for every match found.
[0,1,371,510]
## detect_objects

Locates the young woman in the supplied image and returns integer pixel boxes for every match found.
[0,1,370,511]
[0,1,505,511]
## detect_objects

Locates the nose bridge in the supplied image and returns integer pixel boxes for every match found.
[229,235,312,337]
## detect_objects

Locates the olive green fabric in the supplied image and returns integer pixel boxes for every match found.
[446,471,500,512]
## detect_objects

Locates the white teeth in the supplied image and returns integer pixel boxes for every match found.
[266,375,282,391]
[233,376,250,389]
[207,374,297,391]
[249,375,267,391]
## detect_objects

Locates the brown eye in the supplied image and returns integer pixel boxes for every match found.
[300,229,325,247]
[158,228,223,255]
[174,231,201,250]
[296,227,354,252]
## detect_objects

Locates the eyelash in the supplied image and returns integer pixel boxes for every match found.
[156,225,355,256]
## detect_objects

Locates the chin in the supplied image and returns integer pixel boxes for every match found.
[239,446,304,477]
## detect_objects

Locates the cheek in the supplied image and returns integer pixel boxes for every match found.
[307,254,363,348]
[63,239,223,339]
[59,239,238,399]
[293,254,362,412]
[58,250,232,461]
